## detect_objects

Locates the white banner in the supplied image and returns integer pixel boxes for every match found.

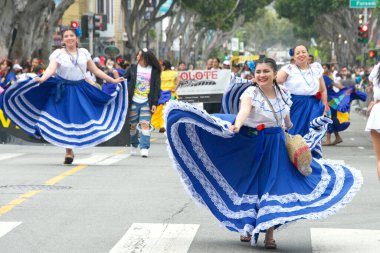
[176,70,231,103]
[231,38,239,51]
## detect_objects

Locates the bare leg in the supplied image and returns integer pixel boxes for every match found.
[66,148,74,157]
[64,148,74,164]
[323,133,332,146]
[333,132,343,145]
[370,130,380,180]
[264,227,277,249]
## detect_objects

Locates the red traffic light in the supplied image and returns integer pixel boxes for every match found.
[70,21,79,29]
[360,24,368,32]
[369,50,377,59]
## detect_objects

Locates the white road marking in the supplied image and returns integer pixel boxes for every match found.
[73,153,114,165]
[311,228,380,253]
[74,153,131,165]
[109,223,200,253]
[332,160,346,165]
[97,154,131,165]
[0,222,21,238]
[358,146,365,150]
[349,138,355,141]
[0,153,24,161]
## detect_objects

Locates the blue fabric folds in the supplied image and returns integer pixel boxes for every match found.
[158,90,172,105]
[2,76,128,148]
[288,94,324,136]
[221,77,252,114]
[164,100,362,245]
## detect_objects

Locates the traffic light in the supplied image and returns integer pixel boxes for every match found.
[80,15,89,39]
[369,50,377,59]
[93,15,101,37]
[358,14,363,25]
[358,24,369,43]
[70,21,79,29]
[70,21,82,37]
[100,14,107,31]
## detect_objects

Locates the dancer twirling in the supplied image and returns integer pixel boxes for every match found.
[1,28,126,164]
[164,58,362,249]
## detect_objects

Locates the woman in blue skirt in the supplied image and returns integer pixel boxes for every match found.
[276,45,329,136]
[164,58,362,249]
[1,28,126,164]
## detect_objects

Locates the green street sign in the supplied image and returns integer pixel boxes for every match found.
[350,0,377,8]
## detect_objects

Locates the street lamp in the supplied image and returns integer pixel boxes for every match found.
[179,35,182,64]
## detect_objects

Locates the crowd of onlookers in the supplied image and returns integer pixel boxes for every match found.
[1,54,378,107]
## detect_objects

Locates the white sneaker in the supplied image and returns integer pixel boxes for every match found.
[140,149,149,158]
[130,147,138,156]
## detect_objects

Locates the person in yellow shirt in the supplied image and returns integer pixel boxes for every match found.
[151,60,180,132]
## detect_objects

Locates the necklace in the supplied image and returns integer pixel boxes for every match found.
[296,64,316,87]
[273,87,283,126]
[65,47,79,66]
[259,85,283,127]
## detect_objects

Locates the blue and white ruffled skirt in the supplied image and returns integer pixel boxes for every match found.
[164,100,362,245]
[1,76,128,148]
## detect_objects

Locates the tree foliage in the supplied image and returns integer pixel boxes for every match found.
[244,7,297,53]
[274,0,379,66]
[121,0,178,60]
[0,0,74,61]
[181,0,272,31]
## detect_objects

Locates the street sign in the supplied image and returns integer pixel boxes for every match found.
[231,38,239,51]
[349,0,377,8]
[103,46,120,58]
[159,0,173,14]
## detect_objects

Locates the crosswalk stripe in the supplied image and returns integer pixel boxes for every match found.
[311,228,380,253]
[0,153,24,161]
[109,223,199,253]
[0,222,21,238]
[97,154,131,165]
[73,153,113,165]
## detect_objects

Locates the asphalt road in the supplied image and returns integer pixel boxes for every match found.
[0,111,379,253]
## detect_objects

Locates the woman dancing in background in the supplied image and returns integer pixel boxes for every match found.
[276,45,329,137]
[1,28,126,164]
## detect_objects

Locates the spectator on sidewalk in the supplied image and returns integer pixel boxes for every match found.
[124,48,162,158]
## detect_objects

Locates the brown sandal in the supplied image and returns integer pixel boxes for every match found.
[264,239,277,249]
[63,155,74,165]
[240,233,252,242]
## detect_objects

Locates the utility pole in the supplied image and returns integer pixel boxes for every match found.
[363,8,368,66]
[88,13,94,55]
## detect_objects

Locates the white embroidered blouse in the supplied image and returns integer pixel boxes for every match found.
[49,48,92,81]
[240,85,292,128]
[281,62,323,95]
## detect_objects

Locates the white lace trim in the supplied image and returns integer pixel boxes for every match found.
[169,119,257,219]
[260,159,330,204]
[164,101,363,237]
[250,163,363,239]
[257,160,344,217]
[6,78,124,131]
[244,86,292,116]
[186,124,259,205]
[4,78,128,148]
